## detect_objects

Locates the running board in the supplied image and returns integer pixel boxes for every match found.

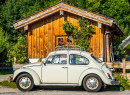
[39,84,78,86]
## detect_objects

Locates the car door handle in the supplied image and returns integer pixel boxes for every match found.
[62,67,68,69]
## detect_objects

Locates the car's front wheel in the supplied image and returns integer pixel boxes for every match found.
[16,73,34,91]
[83,74,102,92]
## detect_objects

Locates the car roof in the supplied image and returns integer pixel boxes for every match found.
[48,50,92,56]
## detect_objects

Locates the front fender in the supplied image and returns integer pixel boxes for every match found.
[78,68,112,86]
[13,68,40,86]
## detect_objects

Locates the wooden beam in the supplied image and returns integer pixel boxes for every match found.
[122,58,126,77]
[26,35,29,63]
[98,22,102,28]
[60,10,64,15]
[24,25,29,31]
[105,26,110,62]
[13,3,114,30]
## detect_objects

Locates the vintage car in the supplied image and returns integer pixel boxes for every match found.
[12,47,119,92]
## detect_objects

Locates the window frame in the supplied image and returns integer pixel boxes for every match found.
[45,54,67,65]
[69,54,89,65]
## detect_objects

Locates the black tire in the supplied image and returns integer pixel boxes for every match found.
[83,74,102,92]
[16,73,34,91]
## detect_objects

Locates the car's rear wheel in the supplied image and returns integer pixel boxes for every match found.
[83,74,102,92]
[16,73,34,91]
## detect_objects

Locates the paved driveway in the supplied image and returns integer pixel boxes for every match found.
[0,74,13,82]
[0,86,130,95]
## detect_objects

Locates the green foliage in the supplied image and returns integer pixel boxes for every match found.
[6,35,27,63]
[0,28,8,62]
[105,73,130,90]
[63,18,95,51]
[0,81,17,88]
[38,58,42,62]
[116,75,130,89]
[63,21,76,35]
[0,69,13,75]
[78,0,86,9]
[0,0,130,63]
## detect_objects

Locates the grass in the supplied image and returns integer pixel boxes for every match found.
[0,81,17,88]
[0,69,13,75]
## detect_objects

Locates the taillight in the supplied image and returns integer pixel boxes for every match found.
[107,73,110,78]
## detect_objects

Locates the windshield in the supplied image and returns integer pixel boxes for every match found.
[91,55,102,63]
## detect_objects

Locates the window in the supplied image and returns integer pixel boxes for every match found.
[56,36,73,46]
[46,54,67,64]
[67,37,72,45]
[91,55,102,63]
[58,38,63,42]
[52,54,67,64]
[46,56,53,64]
[70,54,89,65]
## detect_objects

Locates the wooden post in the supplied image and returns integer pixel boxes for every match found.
[14,57,16,64]
[122,58,126,77]
[26,35,29,63]
[106,34,110,62]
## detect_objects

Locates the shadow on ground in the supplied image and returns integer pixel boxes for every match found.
[31,85,125,92]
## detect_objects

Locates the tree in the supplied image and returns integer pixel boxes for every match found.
[0,28,8,62]
[78,0,86,9]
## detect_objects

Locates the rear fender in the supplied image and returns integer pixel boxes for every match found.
[78,68,112,86]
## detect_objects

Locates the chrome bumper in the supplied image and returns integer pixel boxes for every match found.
[111,79,120,85]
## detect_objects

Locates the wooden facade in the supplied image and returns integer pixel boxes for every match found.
[13,2,124,62]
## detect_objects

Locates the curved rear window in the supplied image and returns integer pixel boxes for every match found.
[91,55,102,63]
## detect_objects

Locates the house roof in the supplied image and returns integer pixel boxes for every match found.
[12,1,125,35]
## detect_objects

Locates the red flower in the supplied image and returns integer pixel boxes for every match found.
[21,45,24,49]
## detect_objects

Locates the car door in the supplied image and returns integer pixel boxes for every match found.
[42,54,68,83]
[68,54,90,83]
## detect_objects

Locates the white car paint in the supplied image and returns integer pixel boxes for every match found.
[13,50,116,87]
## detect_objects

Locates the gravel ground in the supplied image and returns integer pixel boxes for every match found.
[0,74,13,82]
[0,86,130,95]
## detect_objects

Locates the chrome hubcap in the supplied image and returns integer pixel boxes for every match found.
[86,77,99,90]
[19,77,31,89]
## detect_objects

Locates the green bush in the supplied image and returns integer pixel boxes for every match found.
[115,73,130,89]
[6,34,27,64]
[105,73,130,90]
[63,18,95,51]
[0,69,13,75]
[0,28,8,62]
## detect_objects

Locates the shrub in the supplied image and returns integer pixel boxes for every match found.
[0,28,8,62]
[63,18,95,51]
[6,34,27,64]
[115,73,130,89]
[105,73,130,90]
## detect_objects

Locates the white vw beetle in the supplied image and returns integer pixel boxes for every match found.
[12,47,119,92]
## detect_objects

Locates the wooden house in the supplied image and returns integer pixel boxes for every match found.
[12,2,124,63]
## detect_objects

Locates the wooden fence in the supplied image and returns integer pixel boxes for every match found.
[0,62,12,71]
[106,58,130,79]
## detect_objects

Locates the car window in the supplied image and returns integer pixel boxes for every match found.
[91,55,102,63]
[46,54,67,64]
[69,54,89,65]
[46,56,53,64]
[52,54,67,64]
